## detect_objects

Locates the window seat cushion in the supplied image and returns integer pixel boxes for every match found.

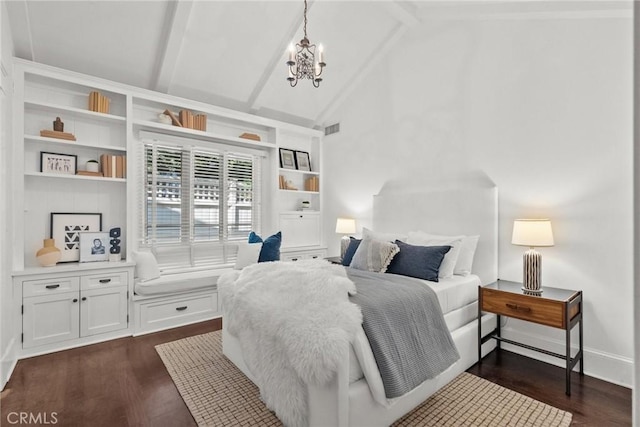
[134,269,229,296]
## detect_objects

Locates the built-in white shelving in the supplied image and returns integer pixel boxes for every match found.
[24,100,126,123]
[24,135,127,152]
[24,171,126,183]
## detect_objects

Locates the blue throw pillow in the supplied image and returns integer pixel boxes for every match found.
[248,231,282,262]
[386,240,451,282]
[342,237,361,266]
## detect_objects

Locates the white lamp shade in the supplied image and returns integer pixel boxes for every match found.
[512,219,554,247]
[335,218,356,234]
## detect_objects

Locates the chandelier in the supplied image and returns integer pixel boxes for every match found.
[286,0,325,88]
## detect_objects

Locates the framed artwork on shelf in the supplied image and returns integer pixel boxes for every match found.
[279,148,296,170]
[79,232,109,263]
[295,151,311,172]
[40,152,77,175]
[50,213,102,262]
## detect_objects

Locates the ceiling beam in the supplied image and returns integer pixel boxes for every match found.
[384,0,419,27]
[151,0,194,93]
[246,0,312,113]
[315,2,420,127]
[6,0,35,61]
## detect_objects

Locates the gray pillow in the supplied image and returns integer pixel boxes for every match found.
[350,237,399,273]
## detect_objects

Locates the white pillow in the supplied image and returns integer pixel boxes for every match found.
[455,235,479,276]
[234,243,262,270]
[350,237,399,273]
[406,232,463,279]
[132,251,161,282]
[362,227,407,243]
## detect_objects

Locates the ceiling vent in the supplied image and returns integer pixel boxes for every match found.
[324,123,340,136]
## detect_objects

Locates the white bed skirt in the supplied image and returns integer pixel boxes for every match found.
[222,314,497,427]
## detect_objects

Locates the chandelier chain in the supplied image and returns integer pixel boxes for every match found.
[303,0,308,39]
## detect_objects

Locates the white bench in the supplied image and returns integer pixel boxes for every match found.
[131,268,230,336]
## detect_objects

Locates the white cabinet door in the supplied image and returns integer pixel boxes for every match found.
[279,213,321,248]
[23,292,80,349]
[80,286,128,337]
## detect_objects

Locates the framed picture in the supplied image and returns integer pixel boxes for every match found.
[40,152,77,175]
[295,151,311,172]
[50,213,102,262]
[279,148,296,170]
[79,232,109,263]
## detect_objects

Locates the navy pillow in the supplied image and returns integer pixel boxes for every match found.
[248,231,282,262]
[386,240,451,282]
[342,237,361,266]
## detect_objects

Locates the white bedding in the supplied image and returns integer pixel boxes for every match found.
[348,273,481,406]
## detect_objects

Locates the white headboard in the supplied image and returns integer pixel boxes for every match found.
[372,178,498,285]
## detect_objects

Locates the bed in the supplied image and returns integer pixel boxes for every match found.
[222,179,498,427]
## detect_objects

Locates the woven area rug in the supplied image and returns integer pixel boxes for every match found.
[156,331,573,426]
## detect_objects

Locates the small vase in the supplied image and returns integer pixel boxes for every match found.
[36,239,61,267]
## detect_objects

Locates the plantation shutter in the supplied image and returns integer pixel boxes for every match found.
[140,136,262,270]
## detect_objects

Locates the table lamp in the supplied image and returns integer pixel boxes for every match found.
[335,218,356,260]
[511,219,554,294]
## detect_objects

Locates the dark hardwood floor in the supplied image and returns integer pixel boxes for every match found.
[1,319,631,426]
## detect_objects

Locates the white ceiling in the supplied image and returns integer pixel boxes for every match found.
[6,0,632,129]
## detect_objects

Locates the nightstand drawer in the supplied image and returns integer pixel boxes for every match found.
[481,288,565,328]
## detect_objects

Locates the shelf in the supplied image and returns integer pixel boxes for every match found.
[25,171,126,183]
[24,135,126,152]
[24,100,126,123]
[278,189,320,195]
[281,210,321,215]
[13,260,135,277]
[133,119,276,150]
[278,168,319,176]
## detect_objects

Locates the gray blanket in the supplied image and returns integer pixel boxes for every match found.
[347,269,460,398]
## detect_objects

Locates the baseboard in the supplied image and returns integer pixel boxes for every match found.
[1,337,17,390]
[501,326,633,389]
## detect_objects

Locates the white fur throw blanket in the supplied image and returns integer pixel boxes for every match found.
[218,260,363,427]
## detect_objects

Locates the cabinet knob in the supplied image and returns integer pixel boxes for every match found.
[176,306,188,311]
[98,279,111,284]
[82,297,87,301]
[72,298,78,303]
[291,258,299,262]
[46,284,60,290]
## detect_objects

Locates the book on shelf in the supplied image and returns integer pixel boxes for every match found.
[304,176,319,192]
[40,129,76,141]
[100,154,126,178]
[88,91,111,114]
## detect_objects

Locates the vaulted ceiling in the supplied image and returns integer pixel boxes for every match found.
[6,1,631,129]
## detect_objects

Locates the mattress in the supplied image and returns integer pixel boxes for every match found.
[134,269,218,296]
[348,274,481,390]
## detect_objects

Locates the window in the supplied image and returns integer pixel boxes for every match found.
[141,140,261,269]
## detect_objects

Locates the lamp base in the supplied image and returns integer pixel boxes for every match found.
[522,287,543,296]
[522,248,542,293]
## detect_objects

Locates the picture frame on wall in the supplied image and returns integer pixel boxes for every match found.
[40,152,77,175]
[279,148,297,170]
[79,232,109,263]
[295,151,311,172]
[50,213,102,262]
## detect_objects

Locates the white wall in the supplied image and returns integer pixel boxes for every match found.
[322,12,633,386]
[1,0,16,388]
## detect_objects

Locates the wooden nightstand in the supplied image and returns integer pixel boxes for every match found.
[478,279,583,395]
[325,256,343,265]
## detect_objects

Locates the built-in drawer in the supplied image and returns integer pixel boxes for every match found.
[481,288,564,328]
[139,292,218,333]
[23,276,80,298]
[282,249,326,262]
[81,271,128,290]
